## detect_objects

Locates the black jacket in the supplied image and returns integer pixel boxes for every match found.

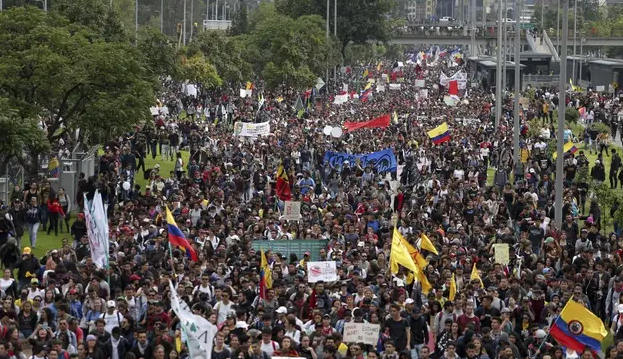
[103,336,131,359]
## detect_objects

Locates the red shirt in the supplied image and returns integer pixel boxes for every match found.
[47,200,65,215]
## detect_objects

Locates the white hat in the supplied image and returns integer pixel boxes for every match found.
[617,304,623,314]
[405,298,415,305]
[276,306,288,314]
[107,300,116,308]
[535,329,547,339]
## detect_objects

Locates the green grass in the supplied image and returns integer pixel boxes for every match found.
[29,148,190,258]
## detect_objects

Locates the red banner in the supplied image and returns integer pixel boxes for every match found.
[343,114,391,132]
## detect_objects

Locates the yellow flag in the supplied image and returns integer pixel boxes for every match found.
[364,82,372,90]
[260,249,272,288]
[246,82,253,90]
[390,229,418,274]
[449,273,457,301]
[363,69,369,78]
[420,234,439,255]
[377,62,382,71]
[470,264,484,287]
[418,270,432,294]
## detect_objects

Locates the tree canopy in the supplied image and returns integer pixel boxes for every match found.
[275,0,394,54]
[0,7,154,145]
[237,4,341,89]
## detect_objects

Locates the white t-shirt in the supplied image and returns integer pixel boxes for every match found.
[0,278,15,293]
[261,340,280,356]
[101,310,123,334]
[214,301,234,325]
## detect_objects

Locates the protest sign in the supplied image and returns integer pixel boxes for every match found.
[415,79,425,88]
[343,323,381,346]
[306,261,338,283]
[233,122,270,137]
[324,148,397,173]
[389,83,401,90]
[283,201,302,221]
[440,70,468,89]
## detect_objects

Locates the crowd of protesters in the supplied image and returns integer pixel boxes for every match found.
[0,47,621,359]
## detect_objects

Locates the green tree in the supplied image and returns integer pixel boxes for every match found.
[0,7,155,149]
[177,53,223,88]
[565,107,579,124]
[51,0,128,42]
[239,8,340,89]
[0,98,51,172]
[186,31,252,84]
[229,0,249,35]
[137,27,178,79]
[275,0,393,54]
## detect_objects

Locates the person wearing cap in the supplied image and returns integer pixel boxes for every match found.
[85,333,106,359]
[15,246,40,289]
[260,327,280,355]
[100,300,123,334]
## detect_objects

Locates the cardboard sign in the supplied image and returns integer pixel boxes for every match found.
[306,261,338,283]
[283,201,302,221]
[343,323,381,345]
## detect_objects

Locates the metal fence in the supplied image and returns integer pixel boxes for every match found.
[46,145,99,206]
[523,74,560,89]
[0,157,24,206]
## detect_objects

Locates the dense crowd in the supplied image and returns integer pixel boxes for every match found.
[0,48,622,359]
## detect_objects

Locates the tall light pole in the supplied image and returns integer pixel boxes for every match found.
[502,0,508,91]
[160,0,164,33]
[513,0,521,165]
[471,0,476,55]
[555,0,569,229]
[556,0,560,53]
[326,0,329,90]
[572,0,577,85]
[206,0,210,26]
[579,35,585,82]
[541,0,544,30]
[190,0,194,41]
[135,0,138,45]
[183,0,187,45]
[495,0,503,128]
[333,0,337,92]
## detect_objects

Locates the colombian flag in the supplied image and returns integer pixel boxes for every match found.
[427,122,451,145]
[549,298,607,353]
[359,88,373,103]
[553,142,579,159]
[165,207,198,262]
[259,249,272,299]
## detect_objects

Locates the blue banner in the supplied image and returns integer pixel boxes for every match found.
[324,148,397,173]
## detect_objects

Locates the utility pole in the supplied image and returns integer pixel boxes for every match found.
[160,0,164,33]
[206,0,209,27]
[495,0,503,128]
[190,0,194,41]
[556,0,560,53]
[183,0,187,45]
[471,0,476,55]
[502,0,507,91]
[572,0,577,84]
[333,0,337,92]
[135,0,138,45]
[513,0,521,165]
[555,0,569,229]
[326,0,329,92]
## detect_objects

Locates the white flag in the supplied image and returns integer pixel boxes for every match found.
[169,281,217,359]
[83,191,109,269]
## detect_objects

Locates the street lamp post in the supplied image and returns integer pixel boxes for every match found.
[572,0,577,85]
[190,0,194,41]
[555,0,569,229]
[556,0,560,53]
[513,0,521,165]
[183,0,187,45]
[495,0,503,128]
[160,0,164,33]
[135,0,138,45]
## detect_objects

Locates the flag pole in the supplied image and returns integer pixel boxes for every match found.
[532,295,574,358]
[165,206,177,279]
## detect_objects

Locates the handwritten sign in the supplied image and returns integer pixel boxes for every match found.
[343,322,381,345]
[307,261,338,283]
[493,243,510,265]
[283,201,301,221]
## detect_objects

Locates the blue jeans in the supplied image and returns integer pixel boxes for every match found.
[28,222,39,247]
[411,344,424,359]
[39,204,49,228]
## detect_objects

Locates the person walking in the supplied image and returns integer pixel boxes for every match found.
[46,194,65,236]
